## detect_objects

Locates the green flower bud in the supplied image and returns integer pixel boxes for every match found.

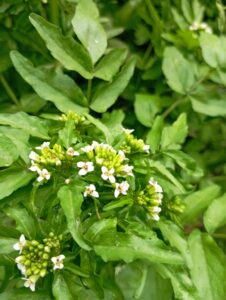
[24,260,31,266]
[43,253,49,260]
[44,246,51,253]
[39,269,47,277]
[31,240,39,246]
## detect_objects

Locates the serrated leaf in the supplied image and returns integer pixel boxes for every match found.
[72,0,107,64]
[204,193,226,233]
[181,185,221,224]
[10,51,88,114]
[161,113,188,149]
[58,185,90,250]
[90,57,136,113]
[94,48,128,81]
[29,13,93,79]
[0,167,34,201]
[162,47,195,94]
[188,230,226,300]
[0,111,49,139]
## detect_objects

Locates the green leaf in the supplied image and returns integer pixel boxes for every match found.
[204,193,226,233]
[0,237,17,254]
[146,116,164,153]
[29,13,93,79]
[10,51,88,114]
[0,111,49,139]
[4,206,36,239]
[58,120,75,148]
[57,185,91,250]
[200,33,226,68]
[85,218,117,241]
[0,167,34,201]
[72,0,107,64]
[52,273,73,300]
[103,198,133,211]
[190,96,226,116]
[134,94,161,127]
[0,291,52,300]
[188,230,226,300]
[90,57,136,113]
[94,233,184,265]
[0,134,18,167]
[161,113,188,149]
[181,0,193,23]
[181,185,221,224]
[94,48,128,81]
[162,47,195,94]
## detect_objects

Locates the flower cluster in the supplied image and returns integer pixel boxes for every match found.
[189,21,212,34]
[29,142,79,182]
[136,177,163,221]
[121,129,150,154]
[59,111,86,125]
[14,233,65,291]
[163,195,185,223]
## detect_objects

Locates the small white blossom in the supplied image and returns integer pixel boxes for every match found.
[29,162,40,172]
[149,177,163,193]
[55,159,62,166]
[118,150,126,161]
[65,178,71,184]
[114,181,130,198]
[13,234,26,253]
[122,164,134,176]
[189,21,199,31]
[23,277,36,292]
[91,141,99,148]
[37,169,51,182]
[81,145,94,153]
[84,184,99,198]
[66,147,80,157]
[29,151,39,161]
[96,157,103,165]
[143,144,150,153]
[51,254,65,270]
[77,161,94,176]
[101,166,115,183]
[35,142,50,150]
[17,263,26,275]
[152,214,160,221]
[123,128,134,135]
[15,256,23,264]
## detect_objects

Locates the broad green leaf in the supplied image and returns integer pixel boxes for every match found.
[200,33,226,68]
[85,218,117,241]
[58,120,75,148]
[10,51,88,114]
[53,273,73,300]
[4,206,36,239]
[134,94,161,127]
[161,113,188,149]
[0,135,18,167]
[181,185,221,224]
[94,233,183,265]
[57,185,91,250]
[29,13,93,79]
[101,110,125,141]
[188,230,226,300]
[0,167,34,201]
[0,291,51,300]
[0,237,17,254]
[94,48,128,81]
[146,116,164,153]
[0,126,30,163]
[72,0,107,64]
[190,96,226,116]
[162,47,195,94]
[90,57,136,113]
[204,193,226,233]
[0,111,49,139]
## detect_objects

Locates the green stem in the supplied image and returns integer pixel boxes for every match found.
[93,198,101,220]
[50,0,59,25]
[162,97,187,119]
[87,79,92,103]
[212,233,226,239]
[0,75,20,107]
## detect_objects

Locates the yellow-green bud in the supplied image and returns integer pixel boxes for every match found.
[40,269,47,277]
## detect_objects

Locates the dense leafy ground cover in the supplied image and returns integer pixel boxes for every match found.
[0,0,226,299]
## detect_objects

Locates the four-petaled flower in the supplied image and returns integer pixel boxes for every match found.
[35,142,50,150]
[122,164,134,176]
[114,181,130,198]
[51,254,65,270]
[81,145,94,153]
[77,161,94,176]
[29,151,39,161]
[84,184,99,198]
[13,234,26,254]
[37,169,51,182]
[23,276,36,292]
[101,166,115,183]
[29,162,40,172]
[143,144,150,153]
[66,147,80,157]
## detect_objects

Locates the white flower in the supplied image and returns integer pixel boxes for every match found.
[143,144,150,153]
[37,169,51,182]
[122,164,134,176]
[35,142,50,150]
[189,21,199,31]
[29,151,39,161]
[17,263,26,275]
[13,234,26,253]
[152,214,160,221]
[23,276,36,292]
[84,184,99,198]
[81,145,94,153]
[65,178,71,184]
[91,141,99,148]
[77,161,94,176]
[51,254,65,270]
[15,256,23,264]
[55,159,62,166]
[118,150,126,161]
[149,177,163,193]
[66,147,79,157]
[114,181,130,198]
[205,27,212,34]
[123,128,134,134]
[29,161,40,172]
[96,157,103,165]
[101,166,115,183]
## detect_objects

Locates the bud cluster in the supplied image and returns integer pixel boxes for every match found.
[136,177,163,221]
[14,233,65,292]
[189,21,212,34]
[163,195,185,222]
[121,129,150,154]
[59,111,86,125]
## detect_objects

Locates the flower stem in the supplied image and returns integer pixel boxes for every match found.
[87,79,92,103]
[0,74,20,107]
[49,0,59,25]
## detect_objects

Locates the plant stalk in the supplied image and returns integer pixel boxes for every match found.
[0,74,20,107]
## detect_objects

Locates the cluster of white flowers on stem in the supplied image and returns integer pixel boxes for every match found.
[189,21,212,34]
